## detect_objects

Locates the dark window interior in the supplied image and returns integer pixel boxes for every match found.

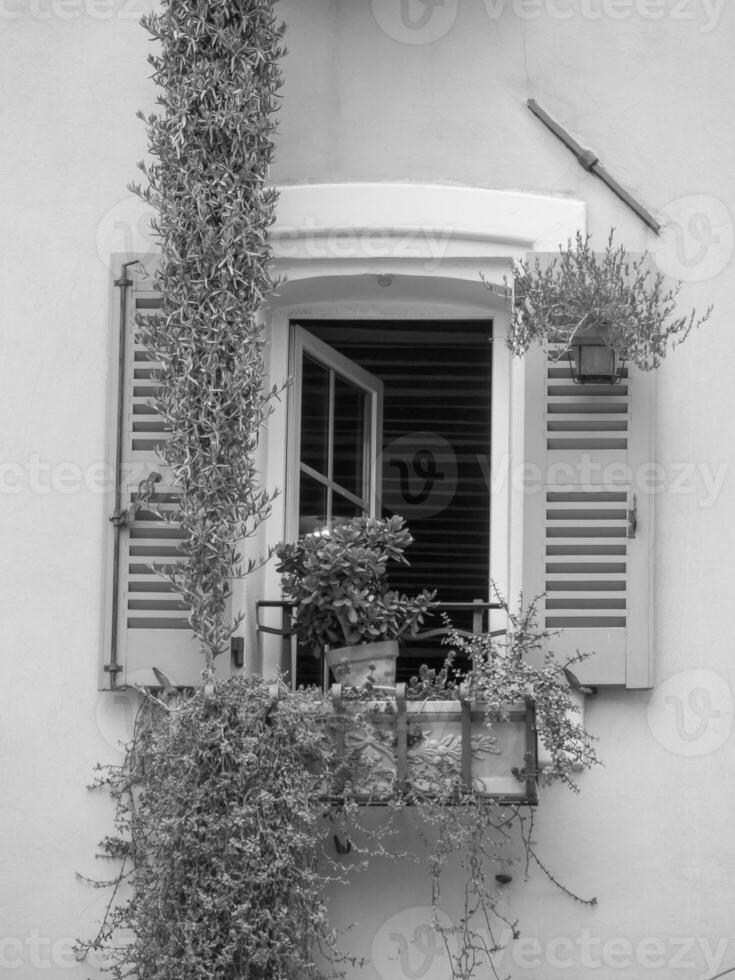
[294,320,492,686]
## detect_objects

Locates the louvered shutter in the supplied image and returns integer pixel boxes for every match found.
[523,344,654,688]
[103,259,231,689]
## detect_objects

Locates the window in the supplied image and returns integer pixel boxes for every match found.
[105,183,654,692]
[288,319,494,685]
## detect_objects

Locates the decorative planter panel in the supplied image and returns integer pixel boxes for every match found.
[325,639,400,687]
[331,684,538,805]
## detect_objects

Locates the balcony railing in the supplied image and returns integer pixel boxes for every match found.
[256,599,504,690]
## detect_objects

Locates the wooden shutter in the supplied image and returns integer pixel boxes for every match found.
[103,259,230,689]
[523,345,654,687]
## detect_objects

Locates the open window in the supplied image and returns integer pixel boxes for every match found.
[287,327,383,536]
[288,319,494,685]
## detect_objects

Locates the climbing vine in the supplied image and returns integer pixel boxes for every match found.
[132,0,286,674]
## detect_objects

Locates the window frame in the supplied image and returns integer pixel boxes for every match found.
[251,183,588,679]
[286,325,383,539]
[257,289,520,674]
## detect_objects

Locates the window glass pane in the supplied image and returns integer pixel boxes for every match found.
[300,355,330,477]
[332,374,366,500]
[332,491,365,524]
[299,471,328,535]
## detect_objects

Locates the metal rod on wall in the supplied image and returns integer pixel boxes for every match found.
[527,98,662,235]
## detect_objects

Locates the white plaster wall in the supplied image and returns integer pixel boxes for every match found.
[0,5,158,975]
[2,0,735,976]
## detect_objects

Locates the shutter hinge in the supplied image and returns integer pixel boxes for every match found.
[627,494,637,539]
[109,472,163,528]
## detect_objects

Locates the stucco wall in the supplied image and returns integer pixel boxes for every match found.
[1,0,735,975]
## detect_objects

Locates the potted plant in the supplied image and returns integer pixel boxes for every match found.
[502,230,712,376]
[275,515,435,685]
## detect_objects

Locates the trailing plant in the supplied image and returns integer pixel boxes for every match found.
[504,230,712,370]
[132,0,286,675]
[322,598,600,979]
[454,598,598,788]
[394,600,600,979]
[275,516,436,656]
[84,599,599,980]
[80,677,371,979]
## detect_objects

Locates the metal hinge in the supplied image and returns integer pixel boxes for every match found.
[627,494,637,539]
[109,472,162,528]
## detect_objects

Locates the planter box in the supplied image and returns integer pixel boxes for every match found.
[330,684,538,805]
[325,639,399,687]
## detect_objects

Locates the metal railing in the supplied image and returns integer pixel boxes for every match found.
[255,598,505,689]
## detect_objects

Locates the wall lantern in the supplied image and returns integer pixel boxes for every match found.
[567,335,625,385]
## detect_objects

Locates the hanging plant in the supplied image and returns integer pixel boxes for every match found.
[504,230,712,370]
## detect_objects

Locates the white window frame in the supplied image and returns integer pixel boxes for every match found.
[287,325,383,539]
[248,184,586,677]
